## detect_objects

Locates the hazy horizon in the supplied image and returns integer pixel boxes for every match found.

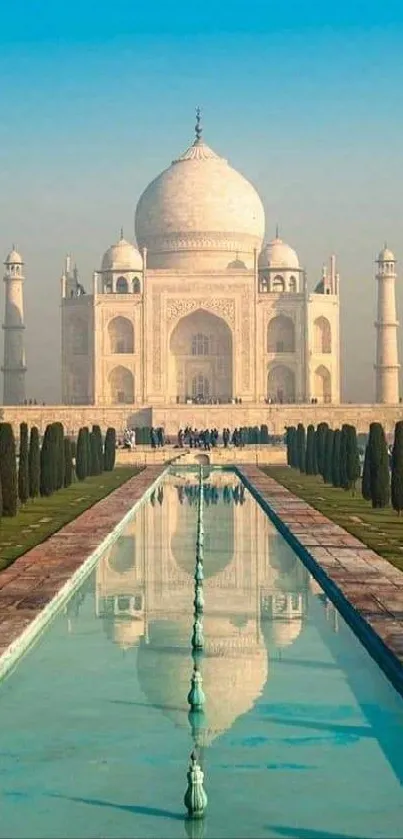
[1,1,403,404]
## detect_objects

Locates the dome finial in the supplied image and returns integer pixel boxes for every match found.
[275,224,279,239]
[120,226,124,240]
[195,107,202,144]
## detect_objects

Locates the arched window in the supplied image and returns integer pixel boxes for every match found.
[104,277,113,294]
[132,277,141,293]
[267,315,295,353]
[260,278,269,293]
[272,275,285,293]
[192,375,210,399]
[116,276,128,294]
[314,317,331,353]
[289,276,297,293]
[108,317,134,354]
[192,333,209,356]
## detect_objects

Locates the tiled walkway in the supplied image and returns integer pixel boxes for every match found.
[240,466,403,670]
[0,466,164,660]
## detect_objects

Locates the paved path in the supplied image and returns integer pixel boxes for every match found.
[0,466,164,660]
[240,466,403,673]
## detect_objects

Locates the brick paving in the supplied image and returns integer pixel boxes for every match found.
[240,466,403,673]
[0,466,164,661]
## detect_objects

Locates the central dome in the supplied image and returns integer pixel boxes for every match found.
[135,127,265,270]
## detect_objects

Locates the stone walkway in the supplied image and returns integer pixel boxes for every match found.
[240,466,403,676]
[0,466,164,661]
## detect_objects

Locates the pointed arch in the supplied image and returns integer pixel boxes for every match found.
[108,317,134,354]
[314,365,331,403]
[116,276,129,293]
[267,365,295,403]
[267,315,295,353]
[109,366,134,404]
[314,316,331,353]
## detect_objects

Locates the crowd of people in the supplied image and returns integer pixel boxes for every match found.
[177,426,251,449]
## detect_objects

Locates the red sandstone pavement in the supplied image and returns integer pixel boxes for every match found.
[240,466,403,668]
[0,466,164,659]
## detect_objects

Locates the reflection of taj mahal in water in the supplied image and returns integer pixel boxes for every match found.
[93,471,316,743]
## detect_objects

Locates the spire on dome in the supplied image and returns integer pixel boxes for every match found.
[275,224,279,239]
[120,227,124,240]
[195,107,202,144]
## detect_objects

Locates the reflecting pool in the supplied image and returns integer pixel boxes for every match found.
[0,468,402,838]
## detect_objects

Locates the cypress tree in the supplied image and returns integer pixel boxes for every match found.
[296,423,306,472]
[285,427,294,466]
[28,425,40,498]
[92,425,104,471]
[0,471,3,518]
[53,422,65,491]
[315,422,329,478]
[64,437,73,488]
[339,425,349,489]
[305,425,316,475]
[346,424,361,494]
[0,423,17,516]
[83,427,91,474]
[89,430,101,475]
[361,443,372,501]
[332,429,342,488]
[104,427,116,471]
[368,422,390,509]
[40,423,55,497]
[323,428,335,484]
[391,420,403,515]
[260,424,269,444]
[76,427,88,481]
[18,422,29,504]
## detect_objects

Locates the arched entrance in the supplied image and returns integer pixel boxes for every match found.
[314,365,331,403]
[169,309,233,403]
[267,365,295,403]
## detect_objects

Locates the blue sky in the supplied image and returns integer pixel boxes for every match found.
[1,1,403,401]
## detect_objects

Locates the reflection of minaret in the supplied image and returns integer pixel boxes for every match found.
[375,245,400,404]
[2,247,27,405]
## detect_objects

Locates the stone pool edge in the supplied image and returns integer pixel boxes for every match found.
[237,466,403,696]
[0,465,166,681]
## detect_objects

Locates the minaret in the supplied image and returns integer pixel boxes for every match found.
[375,244,400,404]
[2,247,27,405]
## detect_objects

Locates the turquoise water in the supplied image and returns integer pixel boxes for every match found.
[0,469,402,839]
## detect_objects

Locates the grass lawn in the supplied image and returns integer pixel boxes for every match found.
[0,466,143,572]
[263,465,403,572]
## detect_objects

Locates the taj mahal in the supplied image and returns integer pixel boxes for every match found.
[1,112,401,434]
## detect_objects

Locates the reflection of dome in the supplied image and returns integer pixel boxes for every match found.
[272,619,302,648]
[107,535,135,574]
[137,618,267,744]
[258,237,299,269]
[170,499,234,579]
[135,128,265,270]
[114,619,144,649]
[101,234,143,271]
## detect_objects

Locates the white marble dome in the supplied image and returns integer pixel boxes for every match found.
[135,133,265,270]
[101,233,143,272]
[259,236,300,270]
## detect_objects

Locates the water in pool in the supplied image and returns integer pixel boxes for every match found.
[0,469,402,838]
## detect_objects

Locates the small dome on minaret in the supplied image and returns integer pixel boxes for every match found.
[5,247,23,265]
[377,243,395,263]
